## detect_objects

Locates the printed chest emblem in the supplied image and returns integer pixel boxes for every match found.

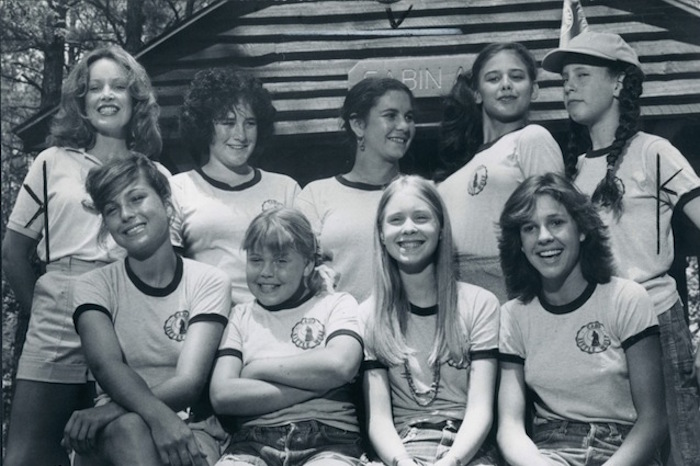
[575,321,611,354]
[164,310,190,341]
[291,317,325,349]
[262,199,284,211]
[467,165,488,196]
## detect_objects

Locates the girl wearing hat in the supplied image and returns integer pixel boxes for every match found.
[497,173,666,466]
[542,31,700,465]
[436,42,564,303]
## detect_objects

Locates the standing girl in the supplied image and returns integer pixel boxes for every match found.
[437,42,564,303]
[210,207,364,466]
[64,153,231,466]
[172,68,300,306]
[361,176,500,466]
[542,31,700,464]
[497,173,666,465]
[295,77,416,303]
[2,45,162,466]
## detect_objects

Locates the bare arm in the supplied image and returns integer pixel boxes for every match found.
[1,230,39,313]
[241,334,362,390]
[603,335,666,466]
[682,195,700,229]
[435,358,497,466]
[363,368,418,466]
[209,354,321,416]
[496,362,551,466]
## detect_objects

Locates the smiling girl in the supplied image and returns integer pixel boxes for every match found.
[361,176,500,466]
[497,173,665,465]
[63,153,231,466]
[295,77,416,303]
[210,207,364,466]
[2,45,163,466]
[542,31,700,464]
[437,42,564,303]
[172,68,300,306]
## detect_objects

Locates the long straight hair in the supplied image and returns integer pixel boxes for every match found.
[366,175,465,366]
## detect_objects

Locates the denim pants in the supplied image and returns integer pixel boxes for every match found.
[533,419,662,466]
[216,420,363,466]
[396,420,500,466]
[658,300,700,466]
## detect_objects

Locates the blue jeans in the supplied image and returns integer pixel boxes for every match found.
[533,419,661,466]
[216,420,363,466]
[396,420,500,466]
[658,300,700,466]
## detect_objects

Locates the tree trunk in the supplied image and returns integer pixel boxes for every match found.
[40,2,67,109]
[125,0,145,54]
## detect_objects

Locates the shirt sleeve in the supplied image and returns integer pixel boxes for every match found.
[461,284,500,354]
[499,301,526,362]
[188,263,232,325]
[168,174,186,249]
[72,267,115,330]
[357,297,378,361]
[516,125,565,178]
[324,292,362,348]
[7,148,56,240]
[217,305,245,360]
[609,279,659,349]
[642,137,700,209]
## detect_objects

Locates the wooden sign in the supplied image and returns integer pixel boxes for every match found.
[348,55,475,97]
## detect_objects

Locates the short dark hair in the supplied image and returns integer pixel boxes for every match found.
[499,172,615,303]
[179,68,276,165]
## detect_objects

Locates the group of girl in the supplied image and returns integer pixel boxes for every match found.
[3,30,699,466]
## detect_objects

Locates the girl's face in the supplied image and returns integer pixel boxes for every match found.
[519,195,586,292]
[562,63,620,127]
[353,90,415,163]
[381,189,440,274]
[246,245,313,306]
[85,58,133,138]
[208,102,258,173]
[102,176,171,260]
[475,50,537,124]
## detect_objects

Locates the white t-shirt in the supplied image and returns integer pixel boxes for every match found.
[574,132,700,314]
[170,168,300,305]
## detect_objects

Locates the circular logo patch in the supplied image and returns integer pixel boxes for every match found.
[575,321,610,354]
[291,317,325,349]
[467,165,488,196]
[164,310,190,341]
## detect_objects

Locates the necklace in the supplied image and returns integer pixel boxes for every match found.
[402,359,440,407]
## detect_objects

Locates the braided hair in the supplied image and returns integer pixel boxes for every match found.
[566,64,644,217]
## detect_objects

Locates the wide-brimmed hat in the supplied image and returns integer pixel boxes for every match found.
[542,31,641,73]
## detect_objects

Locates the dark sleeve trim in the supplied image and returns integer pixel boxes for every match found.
[498,353,525,365]
[215,348,242,360]
[675,186,700,213]
[622,325,660,350]
[73,303,111,333]
[189,313,228,326]
[326,329,364,351]
[361,359,387,371]
[471,348,499,360]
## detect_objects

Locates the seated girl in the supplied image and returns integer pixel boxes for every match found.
[361,175,501,466]
[64,153,232,466]
[210,207,364,466]
[497,172,666,465]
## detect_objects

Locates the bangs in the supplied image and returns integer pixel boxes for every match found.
[243,217,297,255]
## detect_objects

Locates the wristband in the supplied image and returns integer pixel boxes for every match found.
[392,453,412,466]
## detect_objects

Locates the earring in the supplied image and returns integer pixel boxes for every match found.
[358,136,365,152]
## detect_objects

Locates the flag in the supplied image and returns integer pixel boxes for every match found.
[560,0,589,47]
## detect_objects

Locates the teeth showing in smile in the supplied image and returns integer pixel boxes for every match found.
[123,224,145,236]
[398,240,423,250]
[388,137,407,144]
[538,249,562,259]
[258,284,278,293]
[98,106,119,115]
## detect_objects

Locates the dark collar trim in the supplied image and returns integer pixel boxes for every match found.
[409,302,438,316]
[336,175,387,191]
[195,167,261,191]
[585,145,613,159]
[125,255,183,297]
[539,281,597,315]
[257,282,315,312]
[474,124,527,155]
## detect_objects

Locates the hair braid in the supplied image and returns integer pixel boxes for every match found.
[590,65,644,216]
[564,120,590,180]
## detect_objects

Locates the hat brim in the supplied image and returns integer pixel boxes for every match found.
[542,49,616,73]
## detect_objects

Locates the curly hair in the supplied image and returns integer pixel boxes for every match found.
[367,175,465,367]
[340,77,416,151]
[564,64,644,218]
[179,68,276,166]
[499,172,615,303]
[49,45,162,159]
[435,42,538,182]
